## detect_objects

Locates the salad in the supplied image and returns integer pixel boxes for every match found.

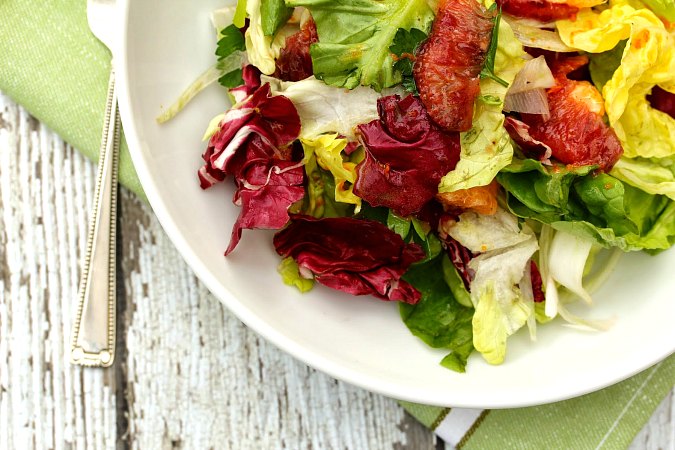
[159,0,675,372]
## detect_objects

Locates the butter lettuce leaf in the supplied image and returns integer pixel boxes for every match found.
[278,257,315,292]
[300,134,362,212]
[557,3,675,159]
[498,158,675,251]
[400,256,475,373]
[261,0,292,36]
[438,19,525,192]
[285,0,434,91]
[641,0,675,21]
[611,156,675,200]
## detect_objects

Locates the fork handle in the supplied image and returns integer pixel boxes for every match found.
[70,66,120,367]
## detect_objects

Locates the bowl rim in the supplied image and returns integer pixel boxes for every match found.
[115,0,674,408]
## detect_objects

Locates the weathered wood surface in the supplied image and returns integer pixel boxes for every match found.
[0,92,672,450]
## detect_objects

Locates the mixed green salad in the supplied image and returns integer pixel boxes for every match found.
[159,0,675,371]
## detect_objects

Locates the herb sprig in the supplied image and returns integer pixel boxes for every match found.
[480,4,509,88]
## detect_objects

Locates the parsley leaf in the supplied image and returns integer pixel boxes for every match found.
[216,24,246,60]
[216,24,246,88]
[218,68,244,88]
[479,5,509,88]
[389,27,428,94]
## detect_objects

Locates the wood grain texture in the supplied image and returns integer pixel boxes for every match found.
[0,92,672,450]
[0,95,117,450]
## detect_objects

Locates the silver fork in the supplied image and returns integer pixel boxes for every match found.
[70,0,120,368]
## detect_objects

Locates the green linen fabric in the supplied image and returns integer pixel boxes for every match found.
[0,0,143,197]
[400,354,674,449]
[1,1,672,448]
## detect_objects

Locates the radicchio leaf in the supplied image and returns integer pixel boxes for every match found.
[198,82,303,255]
[229,65,262,103]
[273,215,425,304]
[504,116,552,164]
[354,95,461,217]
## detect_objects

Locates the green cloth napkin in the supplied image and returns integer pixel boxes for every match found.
[0,0,143,197]
[1,2,672,448]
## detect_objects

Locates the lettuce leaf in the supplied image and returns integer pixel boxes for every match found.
[445,208,538,365]
[611,156,675,200]
[438,19,525,193]
[263,75,381,140]
[442,256,472,308]
[588,40,626,92]
[261,0,292,36]
[557,3,675,159]
[245,0,299,74]
[400,256,475,372]
[498,158,675,251]
[278,257,315,292]
[300,134,362,212]
[641,0,675,21]
[285,0,434,91]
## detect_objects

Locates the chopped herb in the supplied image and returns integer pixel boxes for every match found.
[480,5,509,88]
[218,68,244,88]
[216,24,246,88]
[389,27,428,94]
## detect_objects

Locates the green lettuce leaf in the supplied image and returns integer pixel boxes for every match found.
[441,256,472,308]
[438,19,525,193]
[641,0,675,21]
[285,0,434,91]
[588,40,626,92]
[233,0,248,28]
[278,257,315,292]
[385,210,442,262]
[611,156,675,200]
[445,208,538,365]
[400,256,475,373]
[261,0,293,36]
[498,158,675,251]
[300,134,362,212]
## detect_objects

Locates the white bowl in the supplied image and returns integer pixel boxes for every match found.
[117,0,675,408]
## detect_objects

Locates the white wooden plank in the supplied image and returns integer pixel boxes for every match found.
[0,93,117,450]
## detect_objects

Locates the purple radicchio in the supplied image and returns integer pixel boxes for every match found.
[354,95,461,217]
[273,215,426,304]
[198,82,303,255]
[503,116,552,165]
[229,65,262,104]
